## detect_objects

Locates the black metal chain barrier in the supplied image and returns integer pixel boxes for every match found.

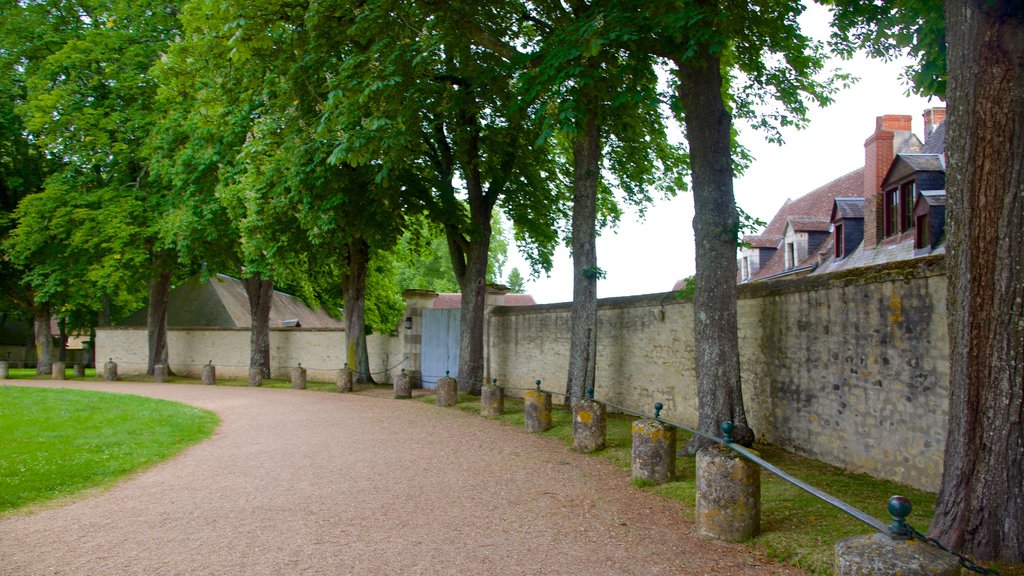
[909,526,1000,575]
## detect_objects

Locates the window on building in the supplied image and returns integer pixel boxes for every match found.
[741,256,750,280]
[785,242,796,270]
[834,223,844,258]
[884,188,899,237]
[915,214,930,249]
[900,181,916,232]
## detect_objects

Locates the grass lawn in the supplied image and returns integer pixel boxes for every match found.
[421,392,1022,576]
[2,367,99,379]
[0,385,218,516]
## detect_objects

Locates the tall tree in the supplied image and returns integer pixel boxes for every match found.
[831,0,1022,561]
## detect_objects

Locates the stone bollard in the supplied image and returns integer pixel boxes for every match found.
[572,391,606,453]
[480,379,504,417]
[523,380,552,433]
[631,403,676,485]
[153,364,168,383]
[202,362,216,385]
[52,361,66,380]
[393,369,412,399]
[835,496,960,576]
[337,364,353,393]
[0,360,8,379]
[73,364,85,378]
[696,442,760,541]
[436,371,458,407]
[291,364,307,390]
[248,367,263,387]
[104,358,118,381]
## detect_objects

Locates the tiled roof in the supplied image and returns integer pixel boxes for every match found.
[833,198,865,220]
[433,293,536,308]
[816,231,945,274]
[744,234,783,249]
[898,154,945,172]
[786,216,832,233]
[918,190,947,207]
[920,122,946,155]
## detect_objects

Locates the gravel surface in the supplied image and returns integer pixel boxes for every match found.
[0,381,804,575]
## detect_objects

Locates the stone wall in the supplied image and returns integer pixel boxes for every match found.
[95,327,405,383]
[488,258,949,491]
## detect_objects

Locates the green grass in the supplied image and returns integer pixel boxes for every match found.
[0,385,219,516]
[418,392,1023,575]
[2,367,99,379]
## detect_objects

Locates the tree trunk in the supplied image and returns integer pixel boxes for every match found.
[33,303,52,375]
[243,275,274,379]
[146,265,172,376]
[929,0,1023,561]
[57,316,67,362]
[450,226,490,395]
[565,106,601,405]
[674,49,748,452]
[342,236,374,384]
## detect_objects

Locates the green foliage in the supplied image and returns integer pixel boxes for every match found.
[506,267,526,294]
[0,386,218,515]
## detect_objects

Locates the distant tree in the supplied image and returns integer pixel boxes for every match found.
[831,0,1023,562]
[506,268,526,294]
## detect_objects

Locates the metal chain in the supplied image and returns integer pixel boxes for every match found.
[909,526,1000,575]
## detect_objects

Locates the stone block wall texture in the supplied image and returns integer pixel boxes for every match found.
[489,259,949,491]
[96,327,405,384]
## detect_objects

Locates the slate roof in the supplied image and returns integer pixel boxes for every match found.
[918,190,947,206]
[920,122,946,155]
[119,274,343,328]
[833,197,865,220]
[786,216,832,233]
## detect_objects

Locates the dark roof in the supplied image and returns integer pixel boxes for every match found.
[920,122,946,155]
[119,274,343,328]
[882,153,945,188]
[832,197,865,220]
[917,190,947,207]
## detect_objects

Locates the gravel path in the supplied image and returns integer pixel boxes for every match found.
[0,381,803,575]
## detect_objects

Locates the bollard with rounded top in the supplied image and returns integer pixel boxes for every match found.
[337,364,354,393]
[523,380,552,433]
[51,361,66,380]
[393,369,412,399]
[835,496,959,576]
[202,361,216,385]
[573,387,606,453]
[73,364,84,378]
[248,367,263,387]
[631,403,676,484]
[436,370,458,406]
[480,378,504,417]
[104,358,118,381]
[291,364,307,390]
[695,422,760,541]
[0,360,9,379]
[153,363,168,383]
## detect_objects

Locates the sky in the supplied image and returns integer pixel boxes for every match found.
[505,4,941,304]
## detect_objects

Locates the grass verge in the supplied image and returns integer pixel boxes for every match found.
[419,392,1023,576]
[0,385,218,516]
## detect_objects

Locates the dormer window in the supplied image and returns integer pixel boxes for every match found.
[883,180,917,237]
[834,223,844,258]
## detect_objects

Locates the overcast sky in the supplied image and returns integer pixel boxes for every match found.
[506,4,941,304]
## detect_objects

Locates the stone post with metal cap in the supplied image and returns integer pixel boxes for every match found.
[631,403,676,485]
[572,387,606,453]
[695,422,761,541]
[72,364,85,378]
[337,364,354,393]
[51,361,66,380]
[153,363,168,383]
[480,378,504,417]
[393,368,412,399]
[436,371,458,407]
[291,364,307,390]
[104,358,118,381]
[248,367,263,387]
[0,360,8,379]
[523,380,552,433]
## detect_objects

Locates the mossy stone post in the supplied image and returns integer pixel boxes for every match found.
[248,367,263,387]
[393,369,412,399]
[153,363,168,383]
[291,364,307,390]
[480,379,504,417]
[631,403,676,484]
[337,364,353,393]
[51,361,66,380]
[436,371,458,407]
[523,380,552,433]
[72,364,85,378]
[572,389,605,453]
[201,362,216,385]
[835,496,960,575]
[104,358,118,381]
[695,440,761,541]
[0,361,8,379]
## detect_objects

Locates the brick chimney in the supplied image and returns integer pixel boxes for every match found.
[863,115,912,247]
[923,107,946,143]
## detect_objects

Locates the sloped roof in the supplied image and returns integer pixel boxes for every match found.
[433,293,536,309]
[119,274,342,328]
[832,198,865,220]
[920,122,946,155]
[916,190,947,207]
[786,216,832,233]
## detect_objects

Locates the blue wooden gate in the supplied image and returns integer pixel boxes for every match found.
[421,308,460,390]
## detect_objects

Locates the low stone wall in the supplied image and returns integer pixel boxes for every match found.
[95,327,405,383]
[488,258,949,491]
